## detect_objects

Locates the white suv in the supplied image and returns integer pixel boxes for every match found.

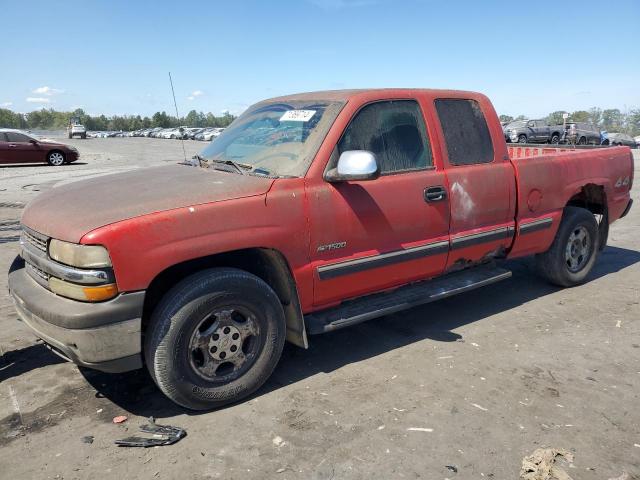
[68,123,87,139]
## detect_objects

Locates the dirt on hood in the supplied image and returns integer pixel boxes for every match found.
[20,164,274,242]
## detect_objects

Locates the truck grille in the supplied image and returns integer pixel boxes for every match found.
[22,227,48,253]
[26,261,50,285]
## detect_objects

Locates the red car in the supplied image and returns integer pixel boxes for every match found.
[8,89,634,410]
[0,129,79,166]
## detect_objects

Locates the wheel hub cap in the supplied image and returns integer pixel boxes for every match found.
[208,325,242,361]
[188,307,260,381]
[565,226,591,273]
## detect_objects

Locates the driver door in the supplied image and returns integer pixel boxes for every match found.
[306,99,450,308]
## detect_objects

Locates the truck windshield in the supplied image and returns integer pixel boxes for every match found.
[197,100,344,177]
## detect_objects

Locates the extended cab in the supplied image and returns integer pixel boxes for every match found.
[8,89,634,410]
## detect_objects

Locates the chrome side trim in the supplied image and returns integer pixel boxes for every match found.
[519,217,553,235]
[317,241,449,280]
[450,227,511,250]
[20,239,113,285]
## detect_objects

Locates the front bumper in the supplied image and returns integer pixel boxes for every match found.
[8,257,145,373]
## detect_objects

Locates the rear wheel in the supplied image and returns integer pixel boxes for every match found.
[144,268,286,410]
[578,136,587,145]
[550,134,560,144]
[47,151,65,166]
[535,207,599,287]
[518,134,527,143]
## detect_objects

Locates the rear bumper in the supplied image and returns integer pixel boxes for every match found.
[8,257,144,373]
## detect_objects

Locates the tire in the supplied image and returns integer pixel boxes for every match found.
[535,207,599,287]
[550,134,560,144]
[144,268,286,410]
[518,134,527,144]
[578,136,587,145]
[47,151,65,166]
[81,133,86,139]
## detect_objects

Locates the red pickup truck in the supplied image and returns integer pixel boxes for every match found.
[8,89,634,410]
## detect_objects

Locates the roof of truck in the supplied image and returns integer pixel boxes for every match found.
[263,88,482,103]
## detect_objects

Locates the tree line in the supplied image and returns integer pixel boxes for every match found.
[0,108,236,131]
[1,106,639,136]
[500,108,640,136]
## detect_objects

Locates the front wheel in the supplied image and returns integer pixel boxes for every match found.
[535,207,599,287]
[144,268,286,410]
[47,151,65,166]
[550,134,560,144]
[518,134,527,143]
[578,136,587,145]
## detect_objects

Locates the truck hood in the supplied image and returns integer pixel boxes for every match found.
[21,164,275,242]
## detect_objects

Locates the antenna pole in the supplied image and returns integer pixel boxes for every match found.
[169,72,187,163]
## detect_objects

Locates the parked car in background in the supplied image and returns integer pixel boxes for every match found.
[635,136,640,148]
[0,129,79,165]
[606,133,636,147]
[504,119,563,144]
[160,127,185,139]
[67,122,87,139]
[186,127,206,139]
[194,127,215,141]
[202,127,225,141]
[564,122,600,145]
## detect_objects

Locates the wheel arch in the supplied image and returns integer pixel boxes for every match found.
[142,247,308,348]
[565,183,608,250]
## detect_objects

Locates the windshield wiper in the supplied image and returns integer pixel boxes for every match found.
[210,158,252,175]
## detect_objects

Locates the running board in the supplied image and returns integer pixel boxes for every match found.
[305,264,512,334]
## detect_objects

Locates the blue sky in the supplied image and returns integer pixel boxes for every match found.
[1,0,638,118]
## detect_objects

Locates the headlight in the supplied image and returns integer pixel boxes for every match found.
[49,239,112,268]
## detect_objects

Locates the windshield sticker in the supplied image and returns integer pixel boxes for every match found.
[280,110,316,122]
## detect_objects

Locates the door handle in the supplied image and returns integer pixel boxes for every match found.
[424,186,447,203]
[8,144,17,147]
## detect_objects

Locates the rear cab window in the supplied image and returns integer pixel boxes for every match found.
[434,99,494,166]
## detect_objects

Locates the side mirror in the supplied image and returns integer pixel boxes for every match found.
[29,139,38,144]
[325,150,380,182]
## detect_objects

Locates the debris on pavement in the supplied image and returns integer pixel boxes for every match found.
[520,447,574,480]
[112,415,128,424]
[272,436,286,447]
[81,436,94,444]
[445,465,458,473]
[607,472,630,480]
[407,427,433,432]
[115,418,186,448]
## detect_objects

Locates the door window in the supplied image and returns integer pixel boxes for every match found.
[5,132,30,142]
[435,99,494,165]
[338,100,432,174]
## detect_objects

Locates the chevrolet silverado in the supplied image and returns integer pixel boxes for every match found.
[8,89,634,410]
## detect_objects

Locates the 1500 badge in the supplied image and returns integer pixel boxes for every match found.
[317,241,347,253]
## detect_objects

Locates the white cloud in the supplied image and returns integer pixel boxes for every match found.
[26,97,51,104]
[32,86,63,96]
[187,90,204,101]
[1,102,13,107]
